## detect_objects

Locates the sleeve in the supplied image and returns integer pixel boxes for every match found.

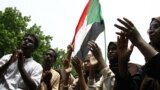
[51,71,60,90]
[0,54,11,67]
[145,53,160,81]
[30,63,43,87]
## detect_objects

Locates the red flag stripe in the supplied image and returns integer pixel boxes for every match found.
[71,0,92,45]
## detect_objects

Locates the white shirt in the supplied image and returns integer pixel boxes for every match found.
[0,54,43,90]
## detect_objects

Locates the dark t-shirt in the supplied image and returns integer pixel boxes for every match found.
[145,53,160,82]
[115,53,160,90]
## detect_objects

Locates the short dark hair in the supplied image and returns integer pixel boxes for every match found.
[84,54,92,61]
[107,41,117,52]
[48,48,57,62]
[24,33,39,50]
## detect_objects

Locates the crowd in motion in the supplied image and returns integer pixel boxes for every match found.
[0,16,160,90]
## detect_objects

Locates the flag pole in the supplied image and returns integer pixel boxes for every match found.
[103,26,107,62]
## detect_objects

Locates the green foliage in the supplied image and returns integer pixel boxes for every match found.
[53,48,66,69]
[53,48,77,76]
[0,7,73,75]
[0,7,52,63]
[0,7,29,57]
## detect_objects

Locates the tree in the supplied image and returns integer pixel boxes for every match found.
[54,48,66,69]
[0,7,29,57]
[0,7,72,73]
[54,48,77,76]
[0,7,52,63]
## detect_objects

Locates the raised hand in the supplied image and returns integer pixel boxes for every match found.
[72,57,87,90]
[66,45,73,60]
[117,31,134,62]
[115,17,158,63]
[117,32,134,78]
[63,59,72,74]
[89,55,98,68]
[71,57,83,75]
[88,40,103,61]
[88,55,98,73]
[88,40,106,69]
[114,17,143,46]
[88,55,98,81]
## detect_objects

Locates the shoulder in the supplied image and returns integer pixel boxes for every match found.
[28,58,42,67]
[1,54,12,60]
[25,58,43,71]
[0,54,12,66]
[50,69,60,78]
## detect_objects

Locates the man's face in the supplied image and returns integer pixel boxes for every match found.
[107,44,118,63]
[21,35,35,53]
[43,50,55,68]
[83,54,92,72]
[148,19,160,46]
[107,43,119,74]
[83,59,90,72]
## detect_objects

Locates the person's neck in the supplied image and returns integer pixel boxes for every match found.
[43,66,51,71]
[22,49,32,58]
[23,53,32,58]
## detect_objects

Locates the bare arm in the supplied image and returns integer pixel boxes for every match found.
[72,57,88,90]
[117,32,134,79]
[88,55,98,90]
[88,40,107,70]
[114,17,158,62]
[88,57,97,80]
[62,59,72,90]
[66,45,73,61]
[88,41,111,90]
[62,45,73,90]
[17,51,37,90]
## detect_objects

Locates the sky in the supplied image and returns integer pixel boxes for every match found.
[0,0,160,65]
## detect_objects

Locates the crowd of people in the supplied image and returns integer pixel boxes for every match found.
[0,16,160,90]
